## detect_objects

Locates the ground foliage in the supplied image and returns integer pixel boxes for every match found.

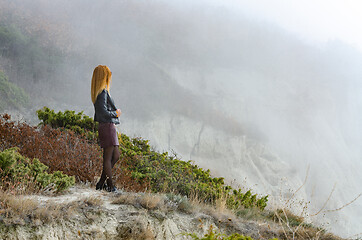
[0,113,148,192]
[0,113,100,183]
[35,107,268,211]
[0,148,74,193]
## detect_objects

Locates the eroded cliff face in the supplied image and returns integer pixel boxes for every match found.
[118,113,362,238]
[0,185,278,240]
[120,114,306,204]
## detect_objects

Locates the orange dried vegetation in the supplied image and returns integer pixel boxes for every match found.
[0,114,147,192]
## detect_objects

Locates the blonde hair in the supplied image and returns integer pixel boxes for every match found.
[91,65,112,104]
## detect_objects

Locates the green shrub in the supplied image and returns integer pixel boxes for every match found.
[0,147,75,193]
[0,71,29,111]
[120,134,268,210]
[37,106,98,141]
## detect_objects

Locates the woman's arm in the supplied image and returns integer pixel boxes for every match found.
[107,90,122,117]
[94,90,118,121]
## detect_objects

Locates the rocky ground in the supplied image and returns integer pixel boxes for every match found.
[0,184,284,240]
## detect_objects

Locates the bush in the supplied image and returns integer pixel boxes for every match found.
[120,134,268,210]
[35,107,268,210]
[0,113,101,183]
[36,106,98,132]
[37,107,98,141]
[0,113,147,192]
[0,148,74,193]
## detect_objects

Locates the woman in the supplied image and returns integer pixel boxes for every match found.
[91,65,121,192]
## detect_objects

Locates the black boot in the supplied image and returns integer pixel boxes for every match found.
[96,181,105,190]
[106,185,118,192]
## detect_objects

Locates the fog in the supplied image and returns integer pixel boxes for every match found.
[1,0,361,237]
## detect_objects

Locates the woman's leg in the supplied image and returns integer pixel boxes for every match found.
[97,146,115,188]
[111,146,120,168]
[99,146,120,182]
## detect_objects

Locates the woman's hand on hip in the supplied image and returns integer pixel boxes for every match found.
[116,109,122,117]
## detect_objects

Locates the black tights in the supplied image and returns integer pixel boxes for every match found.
[97,145,120,188]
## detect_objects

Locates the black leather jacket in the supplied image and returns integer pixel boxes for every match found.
[94,89,120,124]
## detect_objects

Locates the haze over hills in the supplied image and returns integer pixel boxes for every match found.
[0,0,361,237]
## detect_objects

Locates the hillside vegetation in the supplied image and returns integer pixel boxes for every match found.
[35,107,268,211]
[0,108,346,239]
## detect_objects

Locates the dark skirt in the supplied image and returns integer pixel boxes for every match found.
[98,122,119,148]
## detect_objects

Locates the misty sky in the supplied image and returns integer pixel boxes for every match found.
[212,0,362,51]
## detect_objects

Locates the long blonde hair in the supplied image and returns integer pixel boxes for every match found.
[91,65,112,104]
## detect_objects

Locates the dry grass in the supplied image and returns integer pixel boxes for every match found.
[188,191,236,221]
[175,191,240,231]
[117,219,155,240]
[176,188,348,240]
[0,191,38,224]
[0,190,104,227]
[142,226,155,240]
[83,196,103,207]
[265,164,362,240]
[177,197,195,214]
[112,192,164,211]
[267,207,345,240]
[214,194,228,213]
[112,193,136,205]
[276,225,344,240]
[0,190,62,225]
[138,193,164,210]
[0,187,347,240]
